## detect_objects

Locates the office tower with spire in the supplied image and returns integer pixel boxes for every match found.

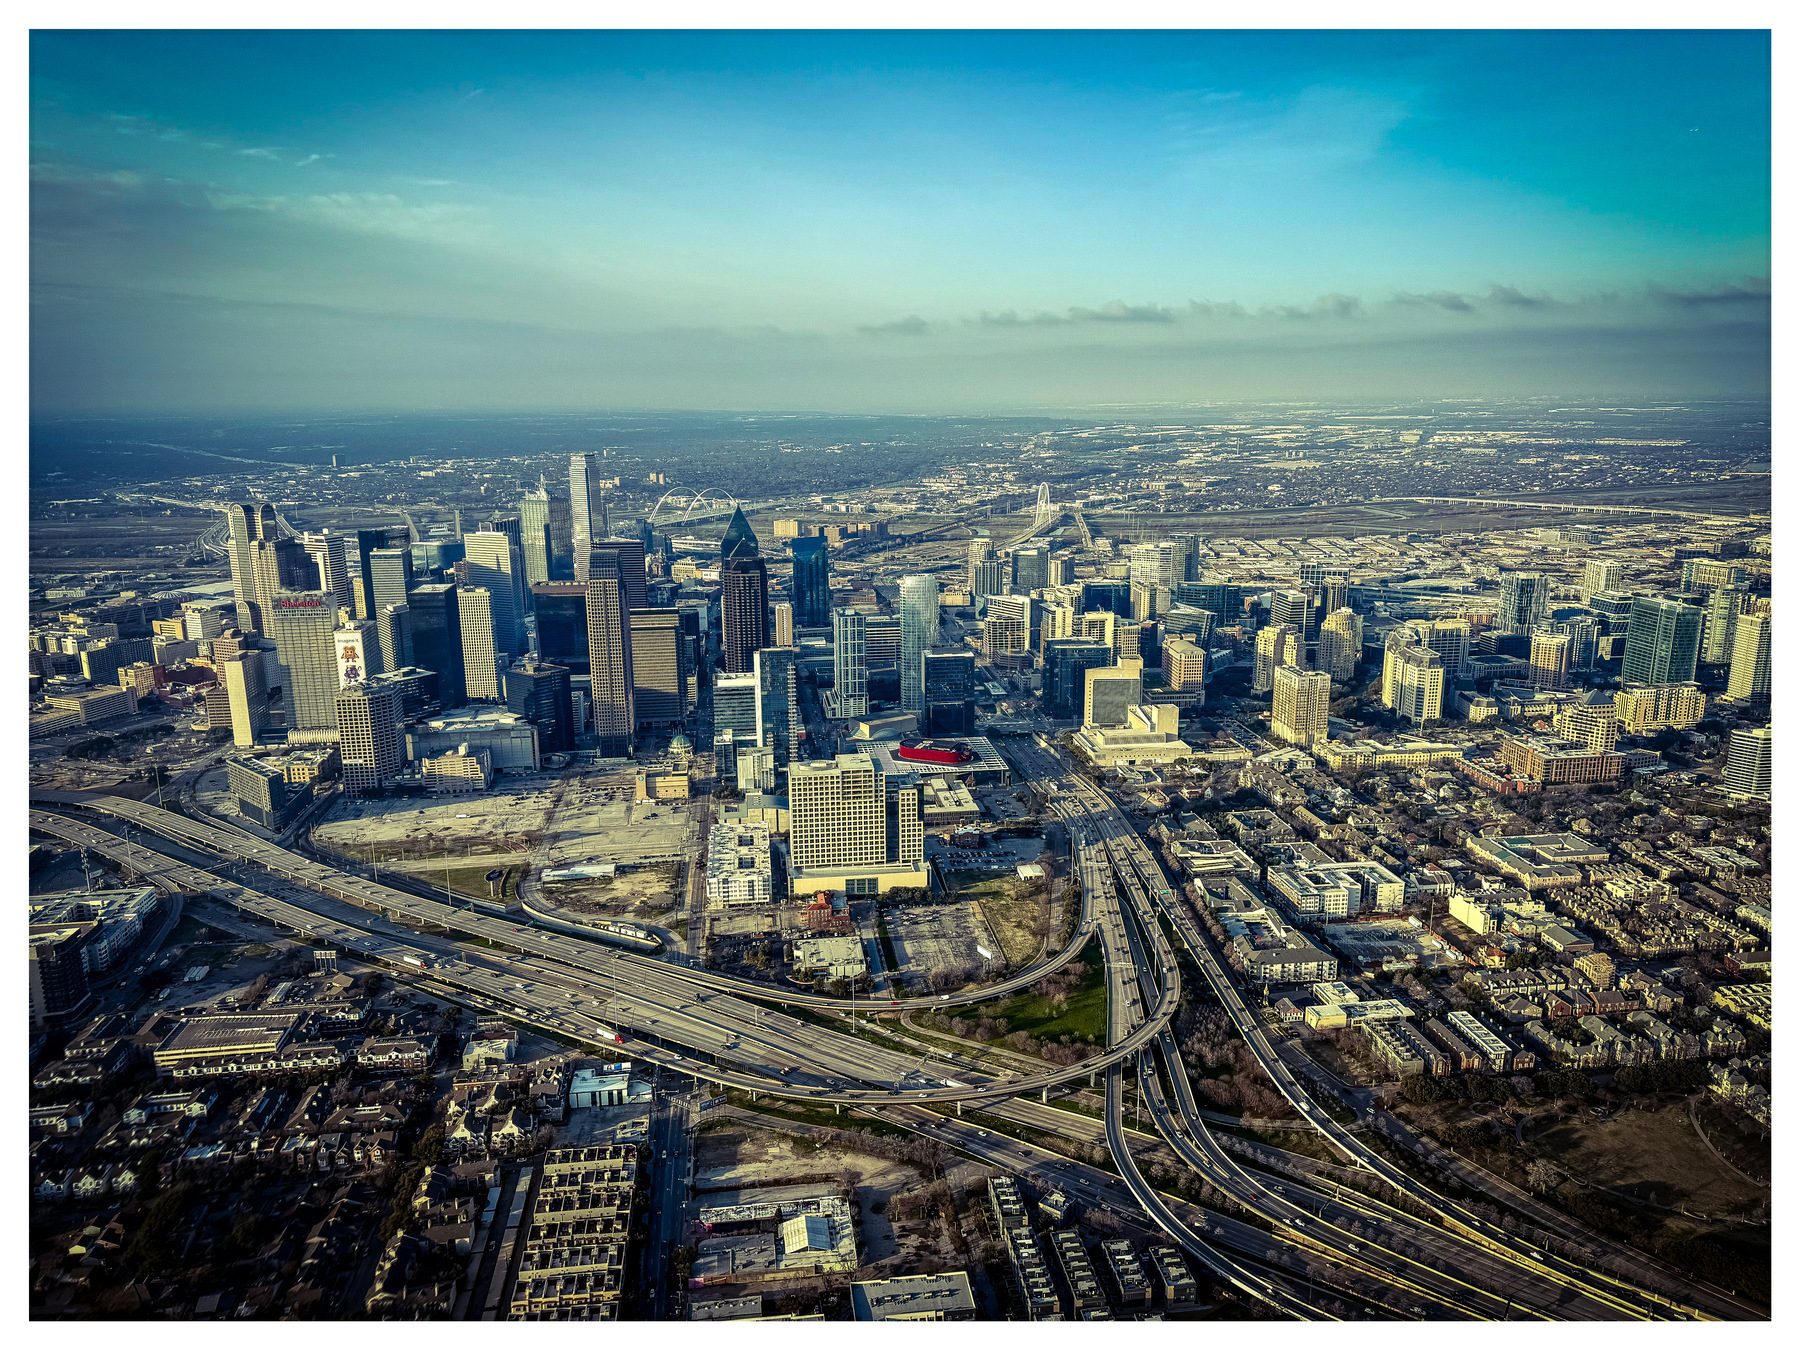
[407,583,464,708]
[584,548,636,757]
[829,608,869,719]
[1581,559,1624,602]
[1722,726,1772,800]
[790,535,830,628]
[504,657,574,753]
[457,587,502,700]
[1726,609,1772,703]
[1622,594,1705,685]
[1271,666,1331,748]
[1318,608,1363,682]
[265,589,339,731]
[570,453,598,580]
[898,574,939,713]
[1499,571,1549,635]
[719,507,769,674]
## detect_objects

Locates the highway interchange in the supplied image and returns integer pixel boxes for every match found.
[29,754,1765,1322]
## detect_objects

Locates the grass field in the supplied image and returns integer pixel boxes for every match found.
[424,863,520,902]
[962,945,1106,1045]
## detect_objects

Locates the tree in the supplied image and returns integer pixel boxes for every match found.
[1526,1159,1561,1195]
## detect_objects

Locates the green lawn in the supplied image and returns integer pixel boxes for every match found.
[961,942,1106,1044]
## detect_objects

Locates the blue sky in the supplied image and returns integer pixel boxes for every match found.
[30,29,1770,412]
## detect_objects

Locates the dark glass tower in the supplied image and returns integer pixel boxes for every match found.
[719,506,768,675]
[921,650,976,736]
[790,535,831,628]
[720,505,760,561]
[584,549,635,757]
[504,657,574,753]
[532,582,589,673]
[406,583,465,708]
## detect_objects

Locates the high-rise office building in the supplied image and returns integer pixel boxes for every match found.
[1130,581,1168,623]
[592,537,648,609]
[629,607,685,732]
[1529,630,1573,691]
[718,507,768,674]
[1581,559,1624,602]
[1317,609,1362,682]
[219,648,270,747]
[336,676,405,793]
[967,538,993,589]
[570,453,598,580]
[458,587,503,701]
[407,583,464,708]
[378,603,414,673]
[1161,636,1208,694]
[368,546,413,621]
[1722,726,1772,800]
[1621,594,1704,686]
[1083,580,1133,620]
[1499,572,1549,635]
[519,487,561,587]
[462,531,523,658]
[714,672,760,745]
[1084,659,1143,729]
[584,549,635,757]
[1382,640,1444,724]
[772,602,794,648]
[1011,546,1050,593]
[1044,639,1113,720]
[302,531,355,615]
[829,608,869,719]
[531,582,588,673]
[334,618,381,687]
[921,650,976,736]
[1267,588,1316,643]
[1726,610,1772,703]
[1271,667,1331,748]
[1253,624,1304,693]
[1546,615,1602,672]
[504,657,574,753]
[249,537,317,639]
[754,645,800,767]
[898,575,939,713]
[790,535,830,628]
[224,502,281,632]
[787,753,925,895]
[265,590,340,731]
[1700,584,1749,665]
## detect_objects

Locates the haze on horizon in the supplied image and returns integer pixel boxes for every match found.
[30,29,1770,415]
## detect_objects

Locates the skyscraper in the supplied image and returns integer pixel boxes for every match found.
[224,502,280,632]
[378,604,414,673]
[504,657,574,753]
[1161,636,1208,694]
[368,546,413,618]
[1084,660,1144,729]
[302,531,354,615]
[1722,726,1772,800]
[1581,559,1624,602]
[1499,572,1549,635]
[336,676,405,794]
[1253,624,1304,693]
[898,574,939,713]
[790,535,830,628]
[1318,608,1362,682]
[713,672,760,745]
[966,538,992,590]
[1271,666,1331,748]
[407,583,464,708]
[219,648,270,747]
[592,537,648,609]
[1529,630,1573,691]
[531,581,589,673]
[1621,594,1704,685]
[1726,610,1772,703]
[1043,639,1113,720]
[772,602,794,648]
[519,488,556,587]
[1267,588,1315,643]
[458,587,502,701]
[829,608,869,719]
[754,645,800,767]
[265,589,339,731]
[462,531,523,657]
[787,753,925,895]
[629,607,685,732]
[570,453,597,580]
[922,650,976,735]
[1383,640,1444,724]
[584,548,635,757]
[1011,546,1050,593]
[1700,584,1749,664]
[971,559,1007,603]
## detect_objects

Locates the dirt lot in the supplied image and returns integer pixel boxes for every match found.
[543,866,681,922]
[939,869,1051,970]
[1530,1099,1768,1217]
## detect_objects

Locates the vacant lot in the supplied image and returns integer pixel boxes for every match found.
[1528,1100,1767,1217]
[945,869,1050,969]
[883,901,1003,991]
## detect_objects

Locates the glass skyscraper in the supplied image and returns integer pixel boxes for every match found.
[790,535,831,628]
[1621,594,1704,685]
[899,574,939,713]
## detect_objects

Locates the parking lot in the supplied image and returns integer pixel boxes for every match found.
[882,901,1004,991]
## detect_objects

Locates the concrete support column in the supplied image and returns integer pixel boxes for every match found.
[1042,1086,1050,1103]
[956,1101,963,1116]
